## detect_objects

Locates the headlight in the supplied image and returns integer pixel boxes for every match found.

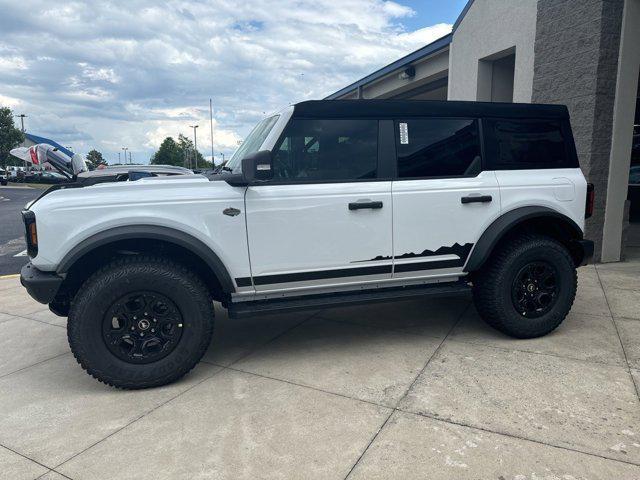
[21,210,38,257]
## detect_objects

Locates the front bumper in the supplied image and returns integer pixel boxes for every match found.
[573,239,594,266]
[20,262,63,304]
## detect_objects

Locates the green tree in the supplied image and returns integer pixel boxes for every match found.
[86,149,107,170]
[0,107,25,168]
[151,137,182,166]
[151,135,212,169]
[177,134,211,169]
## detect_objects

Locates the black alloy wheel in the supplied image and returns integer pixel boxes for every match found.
[511,261,559,318]
[103,291,184,364]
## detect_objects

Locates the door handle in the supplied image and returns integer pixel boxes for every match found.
[349,201,383,210]
[461,195,492,204]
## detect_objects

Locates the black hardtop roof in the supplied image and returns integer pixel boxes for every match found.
[293,100,569,120]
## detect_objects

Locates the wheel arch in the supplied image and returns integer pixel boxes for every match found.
[464,206,584,272]
[56,225,235,298]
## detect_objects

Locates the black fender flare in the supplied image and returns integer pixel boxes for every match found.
[56,225,235,294]
[464,206,583,272]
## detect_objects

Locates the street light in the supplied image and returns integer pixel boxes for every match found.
[14,114,27,133]
[122,147,128,165]
[189,125,199,169]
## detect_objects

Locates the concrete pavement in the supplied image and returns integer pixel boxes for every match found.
[0,257,639,479]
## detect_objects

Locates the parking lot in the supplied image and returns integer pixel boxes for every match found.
[0,186,40,275]
[1,249,640,478]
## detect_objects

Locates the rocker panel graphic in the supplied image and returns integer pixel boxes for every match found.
[236,243,473,286]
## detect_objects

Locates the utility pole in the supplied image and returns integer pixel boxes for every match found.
[122,147,128,165]
[209,99,214,166]
[118,152,121,163]
[129,151,132,164]
[189,125,199,169]
[15,114,27,133]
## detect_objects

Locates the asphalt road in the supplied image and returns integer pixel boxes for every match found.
[0,187,41,276]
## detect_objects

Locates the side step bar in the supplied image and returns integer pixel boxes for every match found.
[228,281,470,319]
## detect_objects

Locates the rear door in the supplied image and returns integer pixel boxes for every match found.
[243,118,393,293]
[391,117,501,279]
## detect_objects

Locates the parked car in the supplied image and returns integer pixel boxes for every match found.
[20,100,593,389]
[21,170,67,184]
[76,164,193,184]
[6,165,27,181]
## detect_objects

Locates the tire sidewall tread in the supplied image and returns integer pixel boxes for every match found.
[473,234,577,339]
[67,255,214,389]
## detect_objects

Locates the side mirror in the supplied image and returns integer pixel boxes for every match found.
[224,150,273,187]
[241,150,273,183]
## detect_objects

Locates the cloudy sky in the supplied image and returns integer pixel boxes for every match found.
[0,0,465,164]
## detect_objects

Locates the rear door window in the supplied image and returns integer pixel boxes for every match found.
[394,118,481,178]
[484,118,576,169]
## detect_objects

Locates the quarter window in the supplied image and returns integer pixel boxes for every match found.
[395,118,481,178]
[272,119,378,181]
[485,119,572,169]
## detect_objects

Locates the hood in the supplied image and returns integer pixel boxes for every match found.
[26,172,211,209]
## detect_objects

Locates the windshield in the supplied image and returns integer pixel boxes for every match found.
[226,115,280,172]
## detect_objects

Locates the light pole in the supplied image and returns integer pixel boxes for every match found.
[189,125,199,169]
[15,114,27,132]
[209,99,214,165]
[122,147,128,165]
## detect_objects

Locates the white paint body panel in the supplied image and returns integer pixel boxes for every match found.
[244,182,393,291]
[391,171,501,277]
[495,168,586,233]
[29,176,252,285]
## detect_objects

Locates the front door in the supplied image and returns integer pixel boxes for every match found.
[391,117,501,279]
[244,118,393,293]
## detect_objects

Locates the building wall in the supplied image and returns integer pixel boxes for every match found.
[348,50,450,100]
[448,0,538,102]
[532,0,625,261]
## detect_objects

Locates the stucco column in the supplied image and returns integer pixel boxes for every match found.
[601,0,640,261]
[531,0,625,261]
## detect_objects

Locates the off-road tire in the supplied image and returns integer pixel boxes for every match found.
[473,234,577,338]
[68,255,214,389]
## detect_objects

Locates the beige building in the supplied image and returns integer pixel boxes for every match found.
[327,0,640,263]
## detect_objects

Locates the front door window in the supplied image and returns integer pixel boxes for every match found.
[272,119,378,181]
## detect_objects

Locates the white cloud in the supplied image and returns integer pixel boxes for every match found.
[0,56,28,71]
[144,116,241,152]
[0,94,21,108]
[0,0,452,164]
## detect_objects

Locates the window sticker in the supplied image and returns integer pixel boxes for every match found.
[399,122,409,144]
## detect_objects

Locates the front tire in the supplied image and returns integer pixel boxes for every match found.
[473,234,577,338]
[68,256,214,389]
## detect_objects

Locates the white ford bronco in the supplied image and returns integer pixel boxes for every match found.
[20,100,594,389]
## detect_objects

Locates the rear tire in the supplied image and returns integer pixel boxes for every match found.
[68,255,214,389]
[473,234,577,339]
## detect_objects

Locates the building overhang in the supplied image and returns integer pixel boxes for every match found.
[325,33,452,100]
